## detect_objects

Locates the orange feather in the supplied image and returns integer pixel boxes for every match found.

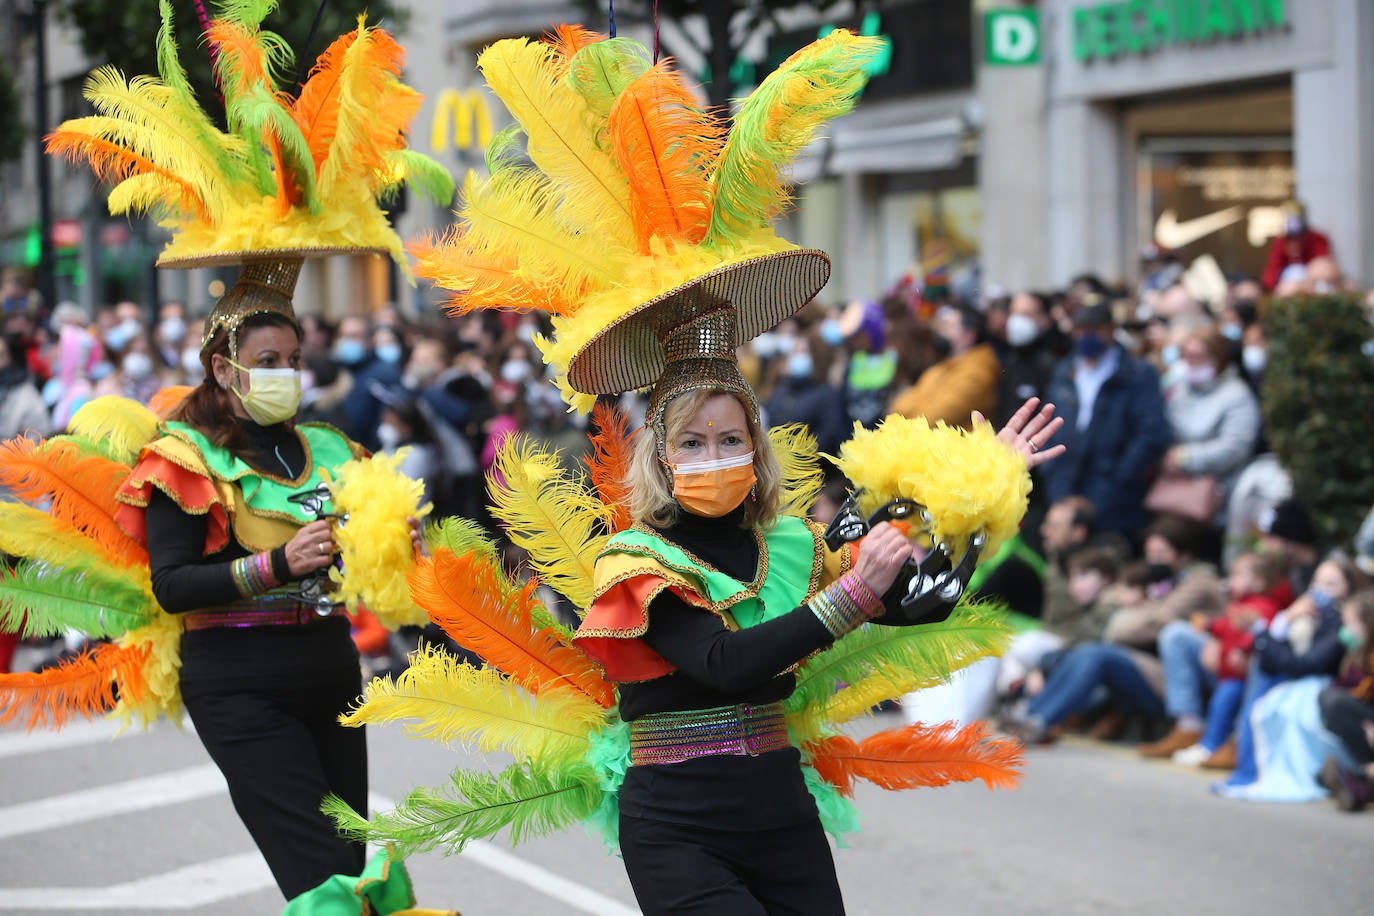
[320,23,420,188]
[409,549,614,708]
[807,721,1023,796]
[207,20,279,101]
[583,402,636,532]
[291,27,356,171]
[146,385,194,419]
[0,438,146,567]
[45,132,208,220]
[409,232,573,316]
[546,24,605,75]
[0,641,148,730]
[608,61,723,250]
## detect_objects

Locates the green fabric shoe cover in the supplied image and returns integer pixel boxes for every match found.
[282,849,416,916]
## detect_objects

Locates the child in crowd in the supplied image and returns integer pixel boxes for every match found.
[1317,591,1374,811]
[1173,551,1289,767]
[1015,548,1121,709]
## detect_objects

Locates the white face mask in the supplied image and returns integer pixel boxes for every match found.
[122,352,154,381]
[181,348,204,377]
[228,362,302,426]
[376,421,402,452]
[501,360,531,384]
[1005,313,1040,348]
[1242,346,1267,374]
[159,317,187,344]
[1184,363,1217,388]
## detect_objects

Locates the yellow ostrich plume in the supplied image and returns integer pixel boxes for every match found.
[833,415,1030,556]
[489,436,610,611]
[342,646,604,770]
[67,397,160,466]
[326,449,432,627]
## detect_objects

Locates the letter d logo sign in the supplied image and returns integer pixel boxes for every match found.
[986,10,1040,66]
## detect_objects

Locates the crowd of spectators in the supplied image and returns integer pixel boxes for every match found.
[2,224,1373,811]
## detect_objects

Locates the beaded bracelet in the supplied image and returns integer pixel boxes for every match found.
[230,552,281,598]
[807,572,884,639]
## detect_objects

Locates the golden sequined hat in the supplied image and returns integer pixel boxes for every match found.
[201,259,303,361]
[411,26,880,414]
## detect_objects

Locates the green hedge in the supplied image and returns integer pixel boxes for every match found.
[1262,294,1374,547]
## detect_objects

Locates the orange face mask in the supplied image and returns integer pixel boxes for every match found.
[671,452,757,518]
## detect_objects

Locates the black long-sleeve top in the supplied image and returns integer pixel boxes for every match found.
[143,420,356,687]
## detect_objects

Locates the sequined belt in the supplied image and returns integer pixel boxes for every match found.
[628,702,792,766]
[181,593,343,631]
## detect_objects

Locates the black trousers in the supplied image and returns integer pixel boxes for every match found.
[1319,685,1374,767]
[619,814,845,916]
[182,664,368,901]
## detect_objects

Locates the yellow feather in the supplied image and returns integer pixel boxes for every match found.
[68,397,160,466]
[111,611,184,728]
[79,69,248,223]
[489,436,609,611]
[342,645,602,768]
[478,37,638,251]
[768,423,823,518]
[0,503,149,588]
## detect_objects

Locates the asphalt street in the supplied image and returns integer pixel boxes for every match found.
[1,708,1370,915]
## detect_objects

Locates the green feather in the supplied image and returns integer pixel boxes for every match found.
[785,600,1011,731]
[213,0,278,28]
[382,149,457,206]
[424,516,498,560]
[325,759,601,856]
[565,38,650,119]
[47,433,126,465]
[230,84,321,211]
[0,560,154,639]
[484,123,526,174]
[703,33,884,249]
[154,0,245,188]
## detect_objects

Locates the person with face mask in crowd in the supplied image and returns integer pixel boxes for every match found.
[889,301,1000,429]
[154,302,189,371]
[96,331,164,405]
[1039,302,1171,545]
[763,332,847,456]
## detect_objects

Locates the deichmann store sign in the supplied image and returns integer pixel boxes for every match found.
[1073,0,1288,61]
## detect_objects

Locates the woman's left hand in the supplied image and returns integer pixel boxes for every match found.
[975,397,1066,470]
[408,516,426,557]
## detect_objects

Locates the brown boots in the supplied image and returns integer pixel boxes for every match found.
[1138,725,1202,758]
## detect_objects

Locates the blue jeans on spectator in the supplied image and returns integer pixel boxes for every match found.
[1200,678,1245,752]
[1158,619,1216,720]
[1222,657,1286,787]
[1026,643,1166,726]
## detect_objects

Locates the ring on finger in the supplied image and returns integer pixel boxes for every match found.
[319,542,328,555]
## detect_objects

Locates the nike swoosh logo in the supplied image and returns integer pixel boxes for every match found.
[1154,207,1245,250]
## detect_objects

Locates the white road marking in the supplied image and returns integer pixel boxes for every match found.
[0,776,638,913]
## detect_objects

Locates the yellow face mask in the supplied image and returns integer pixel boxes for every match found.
[671,451,757,518]
[228,360,302,426]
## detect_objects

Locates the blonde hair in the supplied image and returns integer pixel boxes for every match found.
[627,388,782,530]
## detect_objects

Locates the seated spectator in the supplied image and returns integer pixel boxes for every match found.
[1317,591,1374,811]
[1161,551,1292,767]
[1215,553,1360,798]
[889,302,999,429]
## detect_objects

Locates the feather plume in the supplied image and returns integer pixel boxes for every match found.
[0,502,149,591]
[228,84,320,213]
[608,61,723,250]
[769,423,823,518]
[67,396,160,466]
[318,19,420,202]
[408,226,573,317]
[409,549,613,707]
[807,721,1023,796]
[47,432,129,465]
[341,646,602,766]
[146,385,193,418]
[325,758,601,855]
[111,610,183,727]
[75,68,246,224]
[583,402,636,532]
[546,24,604,75]
[0,560,154,639]
[490,436,610,610]
[423,515,498,560]
[380,149,456,206]
[704,31,884,248]
[484,122,526,173]
[565,38,650,120]
[785,602,1010,737]
[290,27,355,171]
[478,37,637,249]
[45,128,207,221]
[0,640,148,730]
[0,438,146,567]
[207,17,292,105]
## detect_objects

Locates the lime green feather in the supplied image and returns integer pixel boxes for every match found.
[381,149,457,206]
[565,38,650,119]
[46,432,128,465]
[229,84,321,212]
[423,516,498,560]
[340,646,601,768]
[769,423,823,518]
[704,32,885,248]
[325,759,602,855]
[484,123,526,174]
[213,0,278,27]
[0,559,154,640]
[784,601,1011,740]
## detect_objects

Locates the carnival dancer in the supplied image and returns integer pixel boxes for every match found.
[324,24,1064,915]
[0,3,455,912]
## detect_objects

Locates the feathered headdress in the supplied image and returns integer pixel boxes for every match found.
[412,27,884,425]
[46,0,455,354]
